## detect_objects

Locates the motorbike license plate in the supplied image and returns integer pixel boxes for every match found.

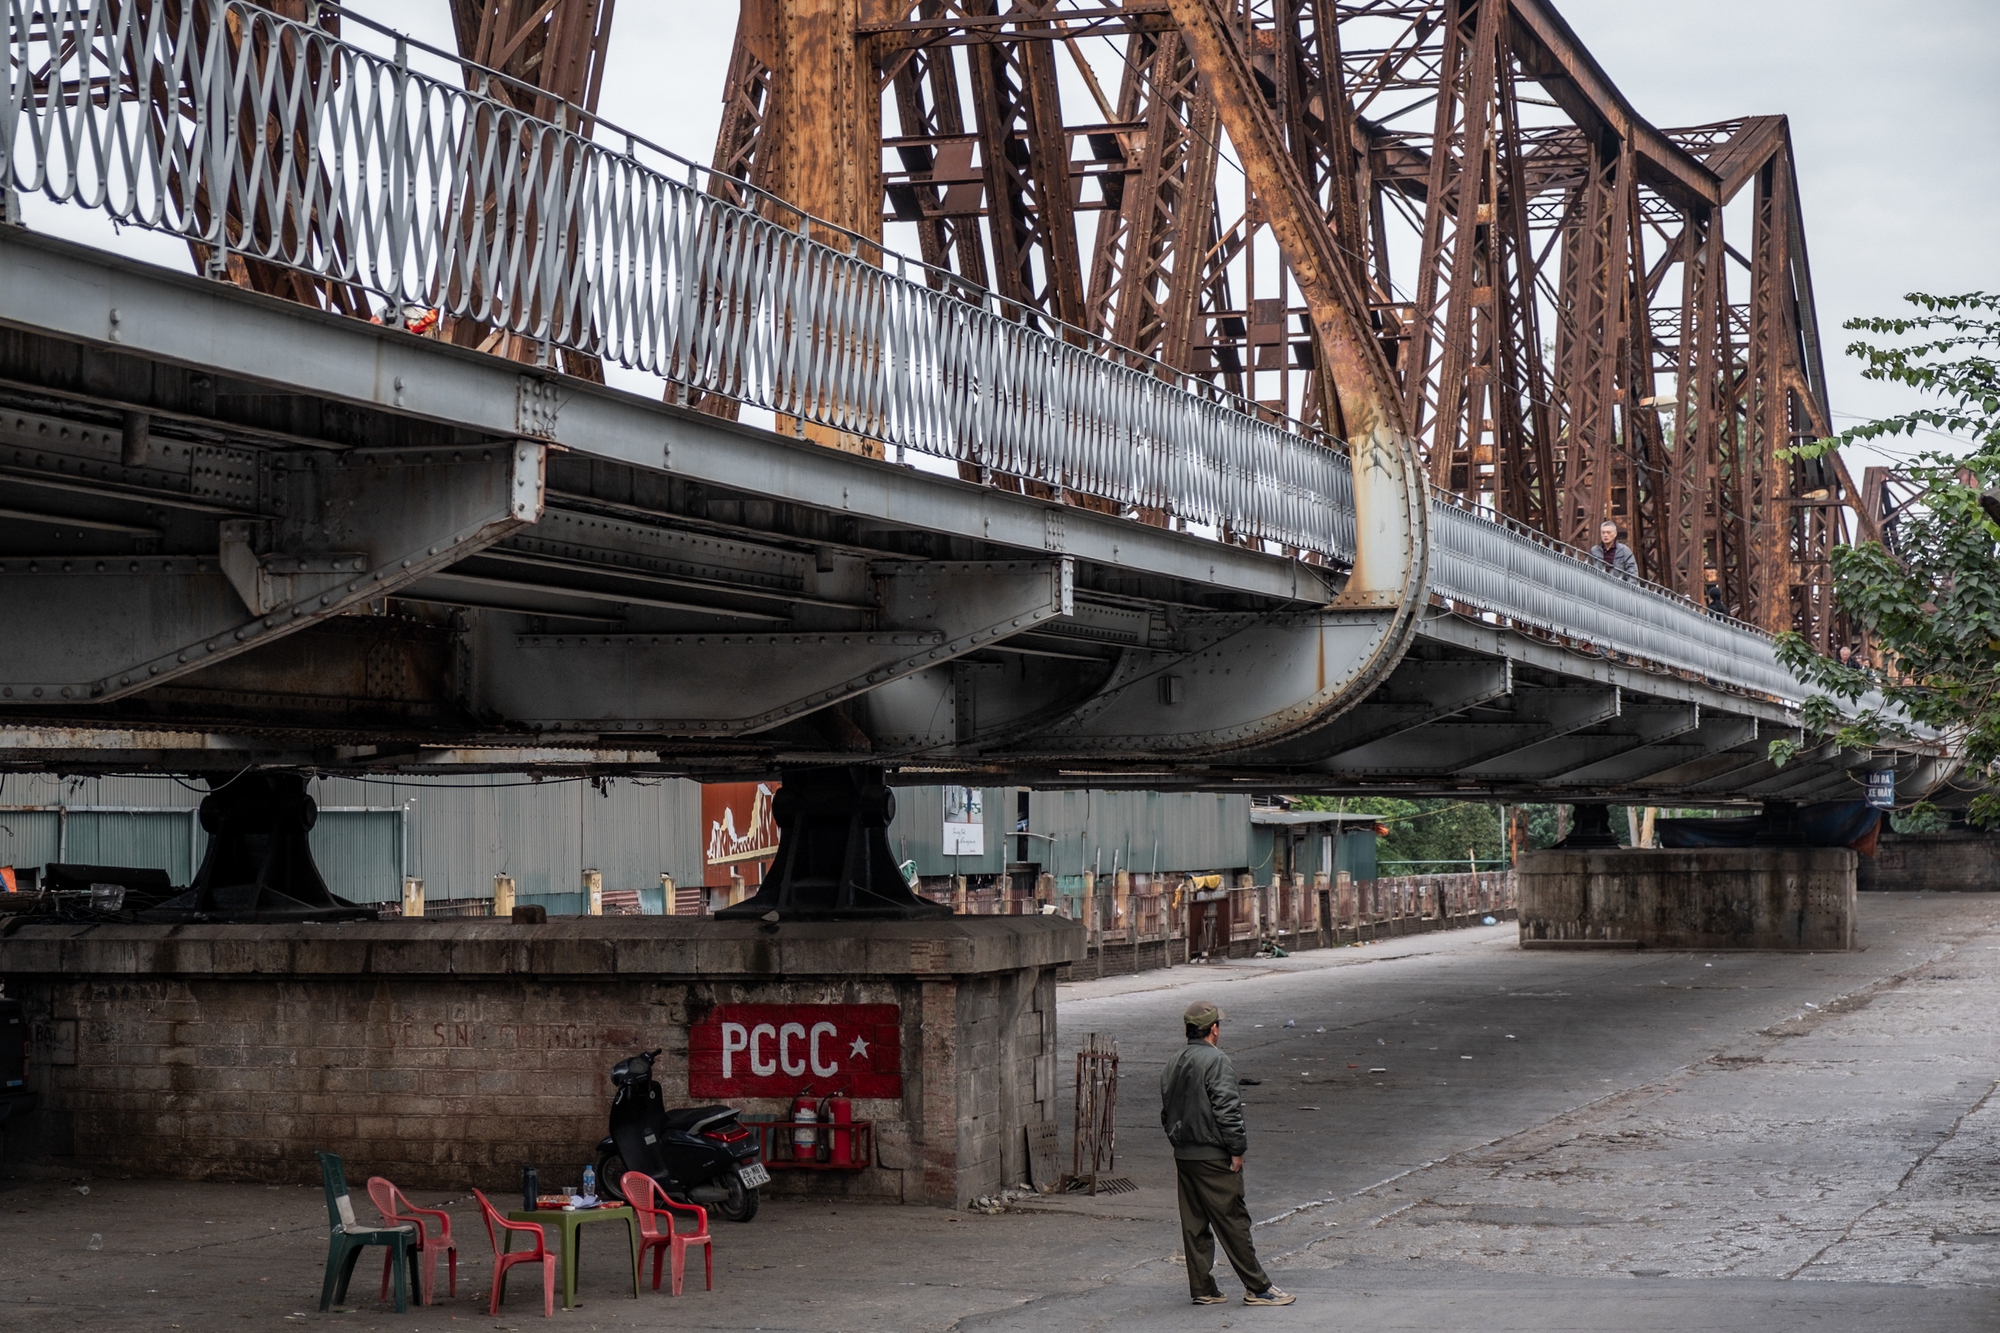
[737,1162,771,1189]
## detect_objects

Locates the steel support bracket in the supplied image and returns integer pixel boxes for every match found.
[469,558,1074,734]
[0,444,544,704]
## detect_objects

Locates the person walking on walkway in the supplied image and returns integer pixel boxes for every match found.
[1591,519,1639,579]
[1160,1000,1294,1308]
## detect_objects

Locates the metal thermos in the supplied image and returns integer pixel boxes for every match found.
[523,1166,538,1213]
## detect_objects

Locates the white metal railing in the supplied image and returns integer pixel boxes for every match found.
[1,0,1803,702]
[1425,497,1799,697]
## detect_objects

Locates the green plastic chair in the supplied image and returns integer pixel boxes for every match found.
[317,1151,415,1313]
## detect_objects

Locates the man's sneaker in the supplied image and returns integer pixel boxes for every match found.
[1191,1293,1228,1305]
[1243,1288,1296,1306]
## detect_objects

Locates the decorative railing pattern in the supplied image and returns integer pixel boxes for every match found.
[1,0,1803,702]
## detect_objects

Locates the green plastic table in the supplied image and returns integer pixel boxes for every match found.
[505,1205,639,1310]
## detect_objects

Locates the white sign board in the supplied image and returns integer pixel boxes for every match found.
[942,786,985,857]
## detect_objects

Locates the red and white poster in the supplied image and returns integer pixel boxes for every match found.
[701,781,780,888]
[688,1004,902,1099]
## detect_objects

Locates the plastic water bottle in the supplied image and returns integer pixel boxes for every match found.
[581,1164,596,1201]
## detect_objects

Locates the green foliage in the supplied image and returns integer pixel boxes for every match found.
[1890,802,1948,834]
[1790,292,2000,461]
[1776,292,2000,825]
[1289,796,1506,866]
[1521,804,1567,850]
[1287,800,1736,860]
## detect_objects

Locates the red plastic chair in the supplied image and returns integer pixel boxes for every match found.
[622,1171,712,1297]
[366,1177,456,1305]
[471,1188,556,1318]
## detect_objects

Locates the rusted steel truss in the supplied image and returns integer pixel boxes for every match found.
[715,0,1859,643]
[75,1,1857,641]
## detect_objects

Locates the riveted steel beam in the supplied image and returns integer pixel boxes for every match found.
[1557,713,1756,788]
[1244,658,1515,764]
[1318,684,1619,776]
[1460,701,1696,781]
[465,558,1072,734]
[0,445,543,705]
[998,607,1413,756]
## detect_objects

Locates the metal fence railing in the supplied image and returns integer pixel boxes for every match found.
[1426,496,1800,698]
[1,0,1804,703]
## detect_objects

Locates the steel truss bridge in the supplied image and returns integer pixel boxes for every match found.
[0,0,1951,824]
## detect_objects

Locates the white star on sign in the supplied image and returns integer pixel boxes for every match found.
[849,1035,870,1059]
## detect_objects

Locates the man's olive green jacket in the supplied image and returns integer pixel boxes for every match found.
[1159,1038,1248,1161]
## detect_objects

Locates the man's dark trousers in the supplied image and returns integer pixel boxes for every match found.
[1176,1158,1271,1298]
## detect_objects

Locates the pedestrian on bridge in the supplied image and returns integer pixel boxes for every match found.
[1160,1000,1294,1308]
[1592,519,1639,579]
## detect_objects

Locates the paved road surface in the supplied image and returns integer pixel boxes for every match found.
[2,893,1995,1330]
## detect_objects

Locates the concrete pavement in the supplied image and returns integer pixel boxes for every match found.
[2,893,1995,1330]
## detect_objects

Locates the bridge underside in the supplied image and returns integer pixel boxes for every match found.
[0,231,1934,810]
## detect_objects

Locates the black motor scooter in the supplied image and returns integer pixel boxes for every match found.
[594,1048,768,1222]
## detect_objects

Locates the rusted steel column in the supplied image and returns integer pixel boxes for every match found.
[751,0,885,247]
[1167,0,1427,620]
[1745,153,1796,634]
[741,0,888,457]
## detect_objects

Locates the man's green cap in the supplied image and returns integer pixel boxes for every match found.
[1183,1000,1223,1028]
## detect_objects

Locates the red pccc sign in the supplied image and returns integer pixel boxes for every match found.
[688,1004,903,1099]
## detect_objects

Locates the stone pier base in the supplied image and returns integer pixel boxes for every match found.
[1516,848,1856,950]
[0,916,1081,1207]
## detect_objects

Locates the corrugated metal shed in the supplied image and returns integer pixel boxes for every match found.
[312,775,705,902]
[0,773,704,907]
[1020,790,1252,878]
[0,809,59,873]
[1249,812,1378,883]
[888,788,1254,881]
[887,785,1010,877]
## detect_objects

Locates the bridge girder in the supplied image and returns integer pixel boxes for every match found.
[0,226,1863,802]
[0,1,1949,809]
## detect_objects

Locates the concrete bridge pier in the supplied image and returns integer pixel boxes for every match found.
[1515,846,1857,951]
[0,913,1082,1207]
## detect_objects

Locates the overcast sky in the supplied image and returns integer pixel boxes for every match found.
[24,1,1998,473]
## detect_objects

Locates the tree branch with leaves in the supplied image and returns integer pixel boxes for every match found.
[1778,292,2000,824]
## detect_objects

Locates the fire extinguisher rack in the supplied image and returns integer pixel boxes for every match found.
[742,1116,876,1170]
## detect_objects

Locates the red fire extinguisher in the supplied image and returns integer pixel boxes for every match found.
[790,1092,819,1158]
[823,1093,853,1165]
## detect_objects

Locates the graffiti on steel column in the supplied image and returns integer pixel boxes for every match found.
[687,1004,901,1098]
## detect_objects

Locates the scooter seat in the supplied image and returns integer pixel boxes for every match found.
[661,1105,740,1135]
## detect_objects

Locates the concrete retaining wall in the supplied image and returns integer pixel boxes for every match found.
[1516,848,1856,951]
[0,916,1081,1207]
[1860,828,2000,893]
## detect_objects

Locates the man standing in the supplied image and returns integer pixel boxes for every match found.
[1592,519,1639,579]
[1160,1001,1293,1307]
